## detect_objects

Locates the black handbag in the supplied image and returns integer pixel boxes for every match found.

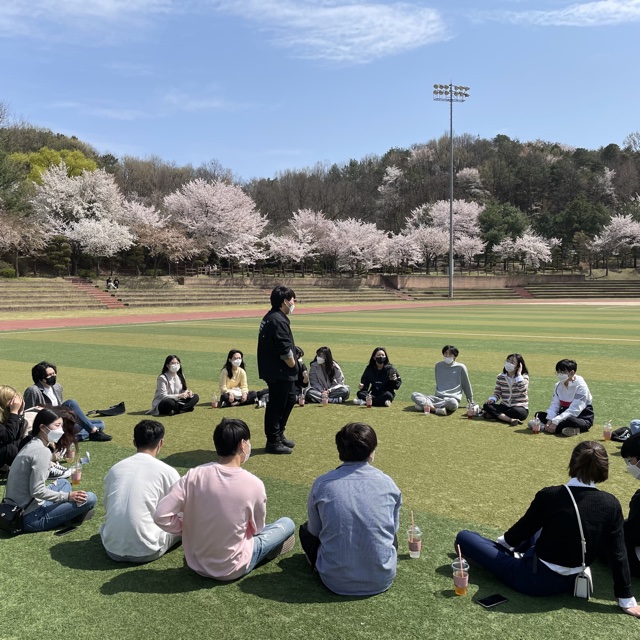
[0,498,33,535]
[86,402,126,417]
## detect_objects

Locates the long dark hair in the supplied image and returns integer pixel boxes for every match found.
[503,353,529,376]
[367,346,391,369]
[313,346,336,381]
[161,354,187,391]
[223,349,246,379]
[51,405,78,453]
[32,408,59,439]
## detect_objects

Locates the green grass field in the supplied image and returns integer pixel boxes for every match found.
[1,303,640,639]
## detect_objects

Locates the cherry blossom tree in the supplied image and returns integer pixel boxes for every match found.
[164,180,267,268]
[0,210,47,276]
[380,233,419,272]
[262,233,309,275]
[590,214,640,274]
[66,218,134,275]
[456,168,490,201]
[32,164,127,273]
[407,225,449,273]
[494,230,558,271]
[377,165,405,232]
[319,218,386,274]
[455,235,486,273]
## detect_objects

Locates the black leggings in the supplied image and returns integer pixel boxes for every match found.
[356,389,395,407]
[482,403,529,422]
[157,394,199,416]
[536,410,593,434]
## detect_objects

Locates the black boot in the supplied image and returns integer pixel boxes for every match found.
[265,439,293,455]
[281,435,296,448]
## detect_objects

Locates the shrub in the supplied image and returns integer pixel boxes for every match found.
[78,269,96,279]
[0,267,16,278]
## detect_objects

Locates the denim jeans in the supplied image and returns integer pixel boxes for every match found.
[245,517,295,574]
[63,399,105,441]
[22,479,98,533]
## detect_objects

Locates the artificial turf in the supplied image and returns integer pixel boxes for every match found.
[1,303,640,639]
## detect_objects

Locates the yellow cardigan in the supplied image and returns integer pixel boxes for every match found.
[219,367,249,394]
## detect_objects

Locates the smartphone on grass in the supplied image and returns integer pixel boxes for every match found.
[478,594,508,608]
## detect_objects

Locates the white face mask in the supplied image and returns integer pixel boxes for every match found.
[627,462,640,481]
[557,373,569,383]
[298,358,303,365]
[231,359,242,367]
[316,356,325,365]
[287,301,295,315]
[47,428,64,444]
[504,362,516,373]
[443,357,454,365]
[168,363,181,373]
[242,441,251,463]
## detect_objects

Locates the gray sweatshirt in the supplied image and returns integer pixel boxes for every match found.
[434,360,473,403]
[6,438,68,513]
[309,361,346,391]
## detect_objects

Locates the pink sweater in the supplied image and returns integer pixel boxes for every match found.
[153,462,266,580]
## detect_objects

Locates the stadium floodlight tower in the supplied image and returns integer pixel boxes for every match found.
[433,83,471,299]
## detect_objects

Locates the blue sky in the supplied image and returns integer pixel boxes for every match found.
[1,0,639,180]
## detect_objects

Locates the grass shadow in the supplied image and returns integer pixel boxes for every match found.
[238,555,374,603]
[50,534,123,571]
[100,566,227,595]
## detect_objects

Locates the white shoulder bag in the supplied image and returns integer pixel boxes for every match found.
[565,485,593,600]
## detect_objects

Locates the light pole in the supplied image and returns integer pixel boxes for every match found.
[433,83,470,299]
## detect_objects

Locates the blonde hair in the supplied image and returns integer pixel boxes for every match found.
[0,385,18,425]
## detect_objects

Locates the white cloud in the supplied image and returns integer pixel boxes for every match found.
[214,0,450,63]
[162,90,248,112]
[50,101,149,121]
[493,0,640,27]
[0,0,173,35]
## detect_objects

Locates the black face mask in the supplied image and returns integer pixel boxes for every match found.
[375,356,386,365]
[45,375,57,386]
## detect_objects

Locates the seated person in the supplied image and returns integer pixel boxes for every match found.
[293,346,309,400]
[456,441,640,617]
[482,353,529,426]
[148,355,199,416]
[411,345,474,415]
[534,359,594,437]
[5,408,97,533]
[621,433,640,577]
[354,347,401,407]
[100,420,181,563]
[153,417,295,580]
[305,346,350,404]
[300,422,402,596]
[0,386,25,471]
[23,361,112,441]
[218,350,257,407]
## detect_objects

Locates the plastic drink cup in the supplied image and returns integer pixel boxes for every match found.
[467,402,475,419]
[298,394,305,407]
[604,426,612,441]
[211,394,218,409]
[71,463,82,486]
[365,394,373,408]
[407,526,422,558]
[322,391,329,406]
[532,418,541,434]
[452,559,470,596]
[423,403,431,415]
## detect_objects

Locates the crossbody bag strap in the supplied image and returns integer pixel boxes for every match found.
[564,485,587,569]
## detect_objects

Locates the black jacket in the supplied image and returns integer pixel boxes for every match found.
[257,308,298,382]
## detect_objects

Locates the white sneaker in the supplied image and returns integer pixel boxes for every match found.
[353,398,365,406]
[562,427,580,437]
[48,462,72,479]
[473,404,481,416]
[435,408,447,416]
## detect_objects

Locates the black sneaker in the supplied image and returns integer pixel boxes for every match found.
[89,431,113,442]
[281,436,296,448]
[265,441,293,455]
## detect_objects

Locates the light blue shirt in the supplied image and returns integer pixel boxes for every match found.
[307,461,402,596]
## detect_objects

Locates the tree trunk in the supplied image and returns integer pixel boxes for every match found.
[14,249,19,277]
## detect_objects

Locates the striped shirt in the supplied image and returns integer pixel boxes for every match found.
[489,373,529,408]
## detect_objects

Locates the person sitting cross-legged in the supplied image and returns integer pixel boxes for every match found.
[100,419,181,563]
[153,417,295,580]
[23,361,112,442]
[300,422,402,596]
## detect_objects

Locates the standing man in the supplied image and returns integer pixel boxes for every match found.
[100,420,180,563]
[257,286,298,455]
